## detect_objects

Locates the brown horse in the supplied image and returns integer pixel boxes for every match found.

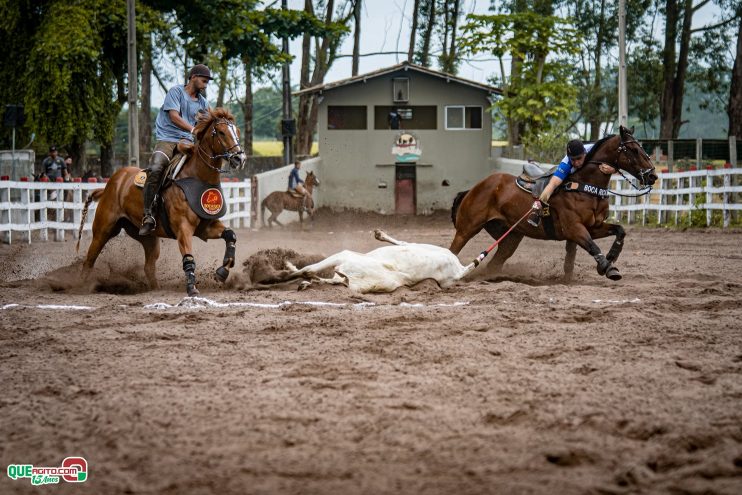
[450,126,657,281]
[261,170,319,228]
[77,108,246,296]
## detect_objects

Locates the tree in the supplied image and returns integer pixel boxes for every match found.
[730,15,742,137]
[352,0,362,76]
[408,0,420,62]
[415,0,437,67]
[567,0,651,140]
[462,7,581,145]
[658,0,737,138]
[296,0,352,155]
[438,0,461,74]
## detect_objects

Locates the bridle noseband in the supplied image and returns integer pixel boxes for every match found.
[586,134,656,197]
[196,118,244,173]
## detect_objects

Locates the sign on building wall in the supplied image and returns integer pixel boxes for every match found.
[391,132,421,163]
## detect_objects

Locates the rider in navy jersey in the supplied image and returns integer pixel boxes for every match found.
[528,139,593,227]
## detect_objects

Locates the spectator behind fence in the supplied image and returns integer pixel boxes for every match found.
[41,146,69,181]
[64,156,73,181]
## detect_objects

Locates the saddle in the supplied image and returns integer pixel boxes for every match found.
[515,163,557,197]
[287,190,305,199]
[133,153,188,188]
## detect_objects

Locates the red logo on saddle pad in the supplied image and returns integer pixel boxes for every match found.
[200,188,224,215]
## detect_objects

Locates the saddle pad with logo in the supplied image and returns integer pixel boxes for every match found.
[133,155,187,188]
[174,177,226,220]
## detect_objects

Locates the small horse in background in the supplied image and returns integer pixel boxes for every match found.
[261,170,319,228]
[77,108,246,296]
[450,126,657,281]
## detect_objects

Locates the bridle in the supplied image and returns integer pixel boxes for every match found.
[587,134,656,197]
[196,118,244,173]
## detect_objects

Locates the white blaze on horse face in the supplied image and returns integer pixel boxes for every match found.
[290,233,473,293]
[226,122,239,149]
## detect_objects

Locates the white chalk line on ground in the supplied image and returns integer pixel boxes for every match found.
[0,298,470,312]
[144,297,472,311]
[1,303,94,311]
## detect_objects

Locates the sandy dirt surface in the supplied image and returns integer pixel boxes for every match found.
[1,210,741,494]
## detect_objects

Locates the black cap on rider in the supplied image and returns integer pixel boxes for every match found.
[189,64,213,80]
[567,139,586,158]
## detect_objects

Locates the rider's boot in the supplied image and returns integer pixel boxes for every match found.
[139,153,167,236]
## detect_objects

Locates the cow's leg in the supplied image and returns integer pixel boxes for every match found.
[563,240,577,283]
[572,224,621,281]
[297,272,349,291]
[285,252,347,280]
[374,229,407,246]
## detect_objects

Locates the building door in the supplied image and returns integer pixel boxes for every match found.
[395,164,416,215]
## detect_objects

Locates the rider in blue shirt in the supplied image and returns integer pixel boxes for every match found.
[140,64,212,236]
[528,139,592,227]
[288,160,309,210]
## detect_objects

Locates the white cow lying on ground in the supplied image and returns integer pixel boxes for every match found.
[282,230,477,293]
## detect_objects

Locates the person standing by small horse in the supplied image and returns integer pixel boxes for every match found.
[140,64,212,236]
[288,160,310,211]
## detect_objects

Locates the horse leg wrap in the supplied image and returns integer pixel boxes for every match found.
[606,240,624,263]
[221,229,237,269]
[183,254,198,295]
[594,253,611,276]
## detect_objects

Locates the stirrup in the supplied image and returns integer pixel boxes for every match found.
[139,214,156,235]
[527,211,541,227]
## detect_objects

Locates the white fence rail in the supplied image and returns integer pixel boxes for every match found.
[0,178,253,244]
[609,167,741,227]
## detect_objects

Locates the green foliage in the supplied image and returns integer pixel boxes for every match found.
[521,123,571,164]
[462,11,580,140]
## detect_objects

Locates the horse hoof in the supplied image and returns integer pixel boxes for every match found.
[187,286,200,297]
[298,281,311,291]
[214,266,229,283]
[606,267,622,281]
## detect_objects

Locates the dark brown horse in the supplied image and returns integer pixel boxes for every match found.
[450,126,657,281]
[77,108,246,296]
[261,170,319,228]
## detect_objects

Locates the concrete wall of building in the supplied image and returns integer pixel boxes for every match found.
[316,70,496,213]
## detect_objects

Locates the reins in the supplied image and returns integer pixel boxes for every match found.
[195,118,242,173]
[582,134,655,198]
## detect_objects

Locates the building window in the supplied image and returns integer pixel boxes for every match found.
[445,106,483,130]
[393,78,409,102]
[374,106,437,130]
[327,106,367,130]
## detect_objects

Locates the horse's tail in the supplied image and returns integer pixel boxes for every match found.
[451,190,470,228]
[76,188,105,253]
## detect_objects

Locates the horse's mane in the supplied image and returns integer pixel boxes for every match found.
[194,108,236,136]
[583,134,615,163]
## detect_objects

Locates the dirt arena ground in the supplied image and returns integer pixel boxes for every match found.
[1,210,741,494]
